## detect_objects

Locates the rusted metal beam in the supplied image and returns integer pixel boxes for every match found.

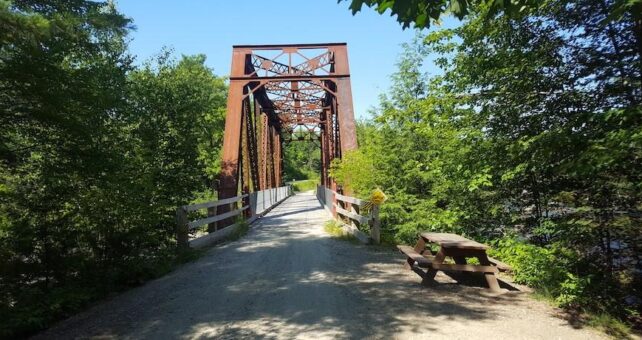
[330,45,358,153]
[216,79,245,229]
[218,80,245,199]
[230,75,350,81]
[249,97,260,192]
[233,42,347,49]
[260,113,268,190]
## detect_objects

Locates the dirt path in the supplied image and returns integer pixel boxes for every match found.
[35,192,605,339]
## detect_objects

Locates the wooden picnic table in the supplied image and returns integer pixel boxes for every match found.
[397,232,503,292]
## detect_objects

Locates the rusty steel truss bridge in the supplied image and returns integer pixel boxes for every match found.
[217,43,358,208]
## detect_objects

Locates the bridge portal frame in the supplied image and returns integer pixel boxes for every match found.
[218,43,358,210]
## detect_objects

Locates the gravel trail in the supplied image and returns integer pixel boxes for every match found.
[34,191,605,339]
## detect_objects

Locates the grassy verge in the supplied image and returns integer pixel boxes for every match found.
[586,313,634,339]
[324,220,360,243]
[528,290,636,339]
[227,220,250,241]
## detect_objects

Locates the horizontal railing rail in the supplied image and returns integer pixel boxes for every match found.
[187,205,249,230]
[181,194,248,212]
[176,185,292,249]
[316,185,381,244]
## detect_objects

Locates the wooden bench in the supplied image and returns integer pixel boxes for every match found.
[397,245,432,268]
[487,256,512,272]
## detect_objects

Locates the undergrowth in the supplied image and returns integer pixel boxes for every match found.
[324,220,359,243]
[227,219,250,241]
[587,313,633,339]
[489,237,640,338]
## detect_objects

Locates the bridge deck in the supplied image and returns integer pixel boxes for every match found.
[36,192,603,339]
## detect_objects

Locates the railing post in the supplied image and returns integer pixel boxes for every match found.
[176,206,189,250]
[207,204,217,233]
[249,191,257,218]
[350,202,358,230]
[370,204,381,245]
[242,187,251,219]
[330,187,337,218]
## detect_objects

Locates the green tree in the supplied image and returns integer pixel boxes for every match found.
[333,0,641,325]
[282,130,321,181]
[339,0,642,29]
[0,2,227,337]
[128,52,227,211]
[1,1,135,335]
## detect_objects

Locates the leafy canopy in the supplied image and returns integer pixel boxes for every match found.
[338,0,642,28]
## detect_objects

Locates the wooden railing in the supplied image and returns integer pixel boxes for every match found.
[176,185,292,249]
[316,185,381,244]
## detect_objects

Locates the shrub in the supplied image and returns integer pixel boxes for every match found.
[324,220,359,243]
[228,220,250,241]
[490,238,570,295]
[556,273,591,309]
[324,220,345,237]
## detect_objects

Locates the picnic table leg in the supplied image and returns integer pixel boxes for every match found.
[422,248,445,285]
[478,254,501,292]
[450,255,472,282]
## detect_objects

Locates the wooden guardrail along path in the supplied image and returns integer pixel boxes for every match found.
[176,185,292,249]
[316,185,381,244]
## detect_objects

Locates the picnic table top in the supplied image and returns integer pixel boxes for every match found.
[420,232,489,250]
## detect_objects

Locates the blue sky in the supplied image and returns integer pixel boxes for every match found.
[117,1,453,118]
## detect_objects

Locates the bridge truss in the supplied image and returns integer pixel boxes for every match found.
[218,43,358,203]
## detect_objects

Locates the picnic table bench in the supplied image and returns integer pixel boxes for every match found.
[398,232,509,292]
